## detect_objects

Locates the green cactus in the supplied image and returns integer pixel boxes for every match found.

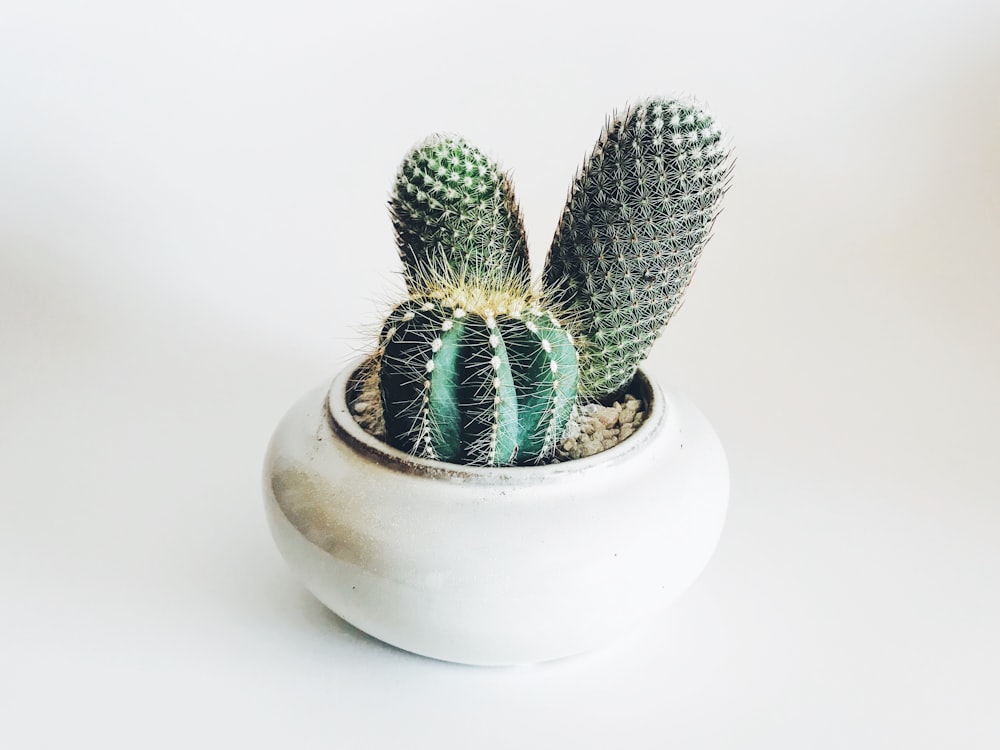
[370,97,731,467]
[543,97,732,397]
[390,135,531,293]
[377,294,578,466]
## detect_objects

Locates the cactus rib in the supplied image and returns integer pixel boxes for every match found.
[378,296,578,466]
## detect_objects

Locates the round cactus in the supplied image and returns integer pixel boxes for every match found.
[377,294,578,466]
[543,97,733,397]
[390,135,531,293]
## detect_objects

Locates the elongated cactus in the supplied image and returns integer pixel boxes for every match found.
[543,98,732,397]
[378,294,578,465]
[390,135,531,293]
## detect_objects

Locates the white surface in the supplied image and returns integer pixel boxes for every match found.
[2,0,998,747]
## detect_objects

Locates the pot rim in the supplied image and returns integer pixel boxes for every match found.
[325,360,666,485]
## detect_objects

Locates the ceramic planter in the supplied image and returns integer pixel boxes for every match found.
[263,362,728,666]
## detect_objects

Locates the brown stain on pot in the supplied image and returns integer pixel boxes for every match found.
[270,466,374,569]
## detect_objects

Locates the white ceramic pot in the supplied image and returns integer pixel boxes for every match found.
[263,363,728,666]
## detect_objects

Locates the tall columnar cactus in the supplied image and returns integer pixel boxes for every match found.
[390,135,531,293]
[543,97,732,397]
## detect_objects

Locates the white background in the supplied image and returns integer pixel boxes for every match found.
[2,0,999,747]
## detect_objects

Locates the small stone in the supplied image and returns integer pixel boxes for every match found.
[554,393,649,461]
[594,406,618,429]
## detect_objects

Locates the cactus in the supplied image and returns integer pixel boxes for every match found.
[379,135,578,466]
[543,97,732,397]
[390,135,531,293]
[368,96,731,467]
[377,294,578,465]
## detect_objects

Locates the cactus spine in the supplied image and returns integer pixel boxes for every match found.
[543,98,732,397]
[390,135,531,293]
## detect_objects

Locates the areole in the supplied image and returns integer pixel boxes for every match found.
[264,362,729,666]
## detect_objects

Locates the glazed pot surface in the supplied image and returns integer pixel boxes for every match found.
[264,364,728,666]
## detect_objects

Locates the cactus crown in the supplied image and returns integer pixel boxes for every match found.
[390,135,531,293]
[370,97,732,467]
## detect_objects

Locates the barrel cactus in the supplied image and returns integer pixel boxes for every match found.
[543,97,733,397]
[378,295,577,465]
[369,96,731,467]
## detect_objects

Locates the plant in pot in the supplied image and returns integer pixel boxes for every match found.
[264,97,733,666]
